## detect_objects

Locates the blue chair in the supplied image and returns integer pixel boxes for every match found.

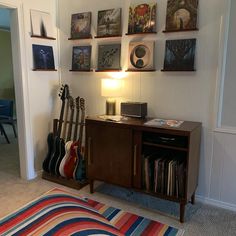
[0,99,17,138]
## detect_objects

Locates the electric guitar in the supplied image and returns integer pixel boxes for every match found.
[42,84,69,173]
[73,98,86,181]
[63,97,81,179]
[59,96,75,177]
[53,92,70,176]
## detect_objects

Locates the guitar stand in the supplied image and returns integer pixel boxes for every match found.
[42,119,88,190]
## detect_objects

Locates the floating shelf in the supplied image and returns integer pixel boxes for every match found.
[69,69,93,72]
[32,69,57,71]
[161,69,196,72]
[125,69,156,72]
[94,34,122,39]
[31,35,56,40]
[125,32,157,36]
[162,28,199,33]
[68,35,93,40]
[95,69,122,72]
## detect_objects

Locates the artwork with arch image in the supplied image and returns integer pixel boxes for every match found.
[165,0,199,31]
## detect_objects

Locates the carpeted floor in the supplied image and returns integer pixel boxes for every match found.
[0,125,236,235]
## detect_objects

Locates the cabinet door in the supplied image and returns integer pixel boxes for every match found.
[87,123,133,187]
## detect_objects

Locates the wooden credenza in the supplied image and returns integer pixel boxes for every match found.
[85,116,201,222]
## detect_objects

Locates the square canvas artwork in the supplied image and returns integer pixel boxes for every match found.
[97,8,121,37]
[128,41,155,70]
[97,44,121,70]
[72,46,92,71]
[70,12,92,38]
[128,3,157,34]
[163,39,196,71]
[30,10,54,37]
[32,44,55,70]
[165,0,199,31]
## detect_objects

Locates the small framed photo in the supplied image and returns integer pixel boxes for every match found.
[70,12,92,39]
[165,0,199,31]
[97,44,121,70]
[163,39,196,71]
[128,41,155,71]
[32,44,55,70]
[30,9,54,38]
[128,3,157,34]
[72,46,92,71]
[97,8,121,37]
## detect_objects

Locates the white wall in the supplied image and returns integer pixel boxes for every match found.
[0,0,60,178]
[58,0,228,202]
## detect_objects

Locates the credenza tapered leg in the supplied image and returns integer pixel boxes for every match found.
[90,179,94,194]
[191,192,195,205]
[180,203,185,223]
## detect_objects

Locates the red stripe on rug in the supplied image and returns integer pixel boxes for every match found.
[0,197,91,233]
[141,220,163,235]
[119,214,139,233]
[114,212,132,229]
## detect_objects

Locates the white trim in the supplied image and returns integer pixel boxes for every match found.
[214,127,236,135]
[214,0,231,129]
[196,194,236,212]
[0,0,35,180]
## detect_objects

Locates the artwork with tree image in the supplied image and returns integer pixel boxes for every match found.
[97,8,121,37]
[163,39,196,71]
[165,0,198,31]
[70,12,91,38]
[128,3,157,34]
[32,44,55,70]
[30,10,54,37]
[72,46,91,71]
[97,44,121,70]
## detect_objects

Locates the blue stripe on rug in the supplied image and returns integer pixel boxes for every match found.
[125,216,144,235]
[107,208,121,221]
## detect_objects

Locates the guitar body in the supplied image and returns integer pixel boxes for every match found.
[54,138,65,176]
[48,136,61,174]
[63,141,79,179]
[42,132,54,173]
[59,141,73,177]
[73,146,86,181]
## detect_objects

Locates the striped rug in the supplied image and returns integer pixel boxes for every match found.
[0,188,184,236]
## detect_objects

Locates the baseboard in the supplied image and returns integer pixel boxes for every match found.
[196,195,236,212]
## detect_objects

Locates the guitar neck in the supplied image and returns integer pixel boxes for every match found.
[57,100,66,137]
[66,108,75,141]
[73,109,80,141]
[61,99,69,139]
[78,99,85,149]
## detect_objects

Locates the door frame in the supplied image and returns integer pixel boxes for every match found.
[0,0,35,179]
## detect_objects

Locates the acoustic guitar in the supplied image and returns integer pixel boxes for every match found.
[73,98,86,181]
[59,96,75,177]
[42,84,69,173]
[63,97,81,179]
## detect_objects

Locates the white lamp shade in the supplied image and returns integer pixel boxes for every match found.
[101,78,123,97]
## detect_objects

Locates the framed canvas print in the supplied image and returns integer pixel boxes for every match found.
[70,12,92,39]
[71,46,92,71]
[163,39,196,71]
[165,0,199,31]
[32,44,55,70]
[128,3,157,34]
[97,8,121,37]
[30,10,54,38]
[128,41,155,71]
[97,44,121,70]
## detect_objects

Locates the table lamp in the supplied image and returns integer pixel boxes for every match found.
[101,78,122,115]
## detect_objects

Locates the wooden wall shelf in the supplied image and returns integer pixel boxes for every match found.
[31,35,56,40]
[94,35,122,39]
[95,69,122,72]
[69,69,93,72]
[161,69,196,72]
[68,35,93,40]
[32,69,57,71]
[125,32,157,36]
[163,28,199,33]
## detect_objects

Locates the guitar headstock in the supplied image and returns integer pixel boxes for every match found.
[68,96,75,110]
[59,84,69,101]
[79,98,85,112]
[75,96,80,111]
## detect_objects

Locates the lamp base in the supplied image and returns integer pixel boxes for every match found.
[106,99,116,115]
